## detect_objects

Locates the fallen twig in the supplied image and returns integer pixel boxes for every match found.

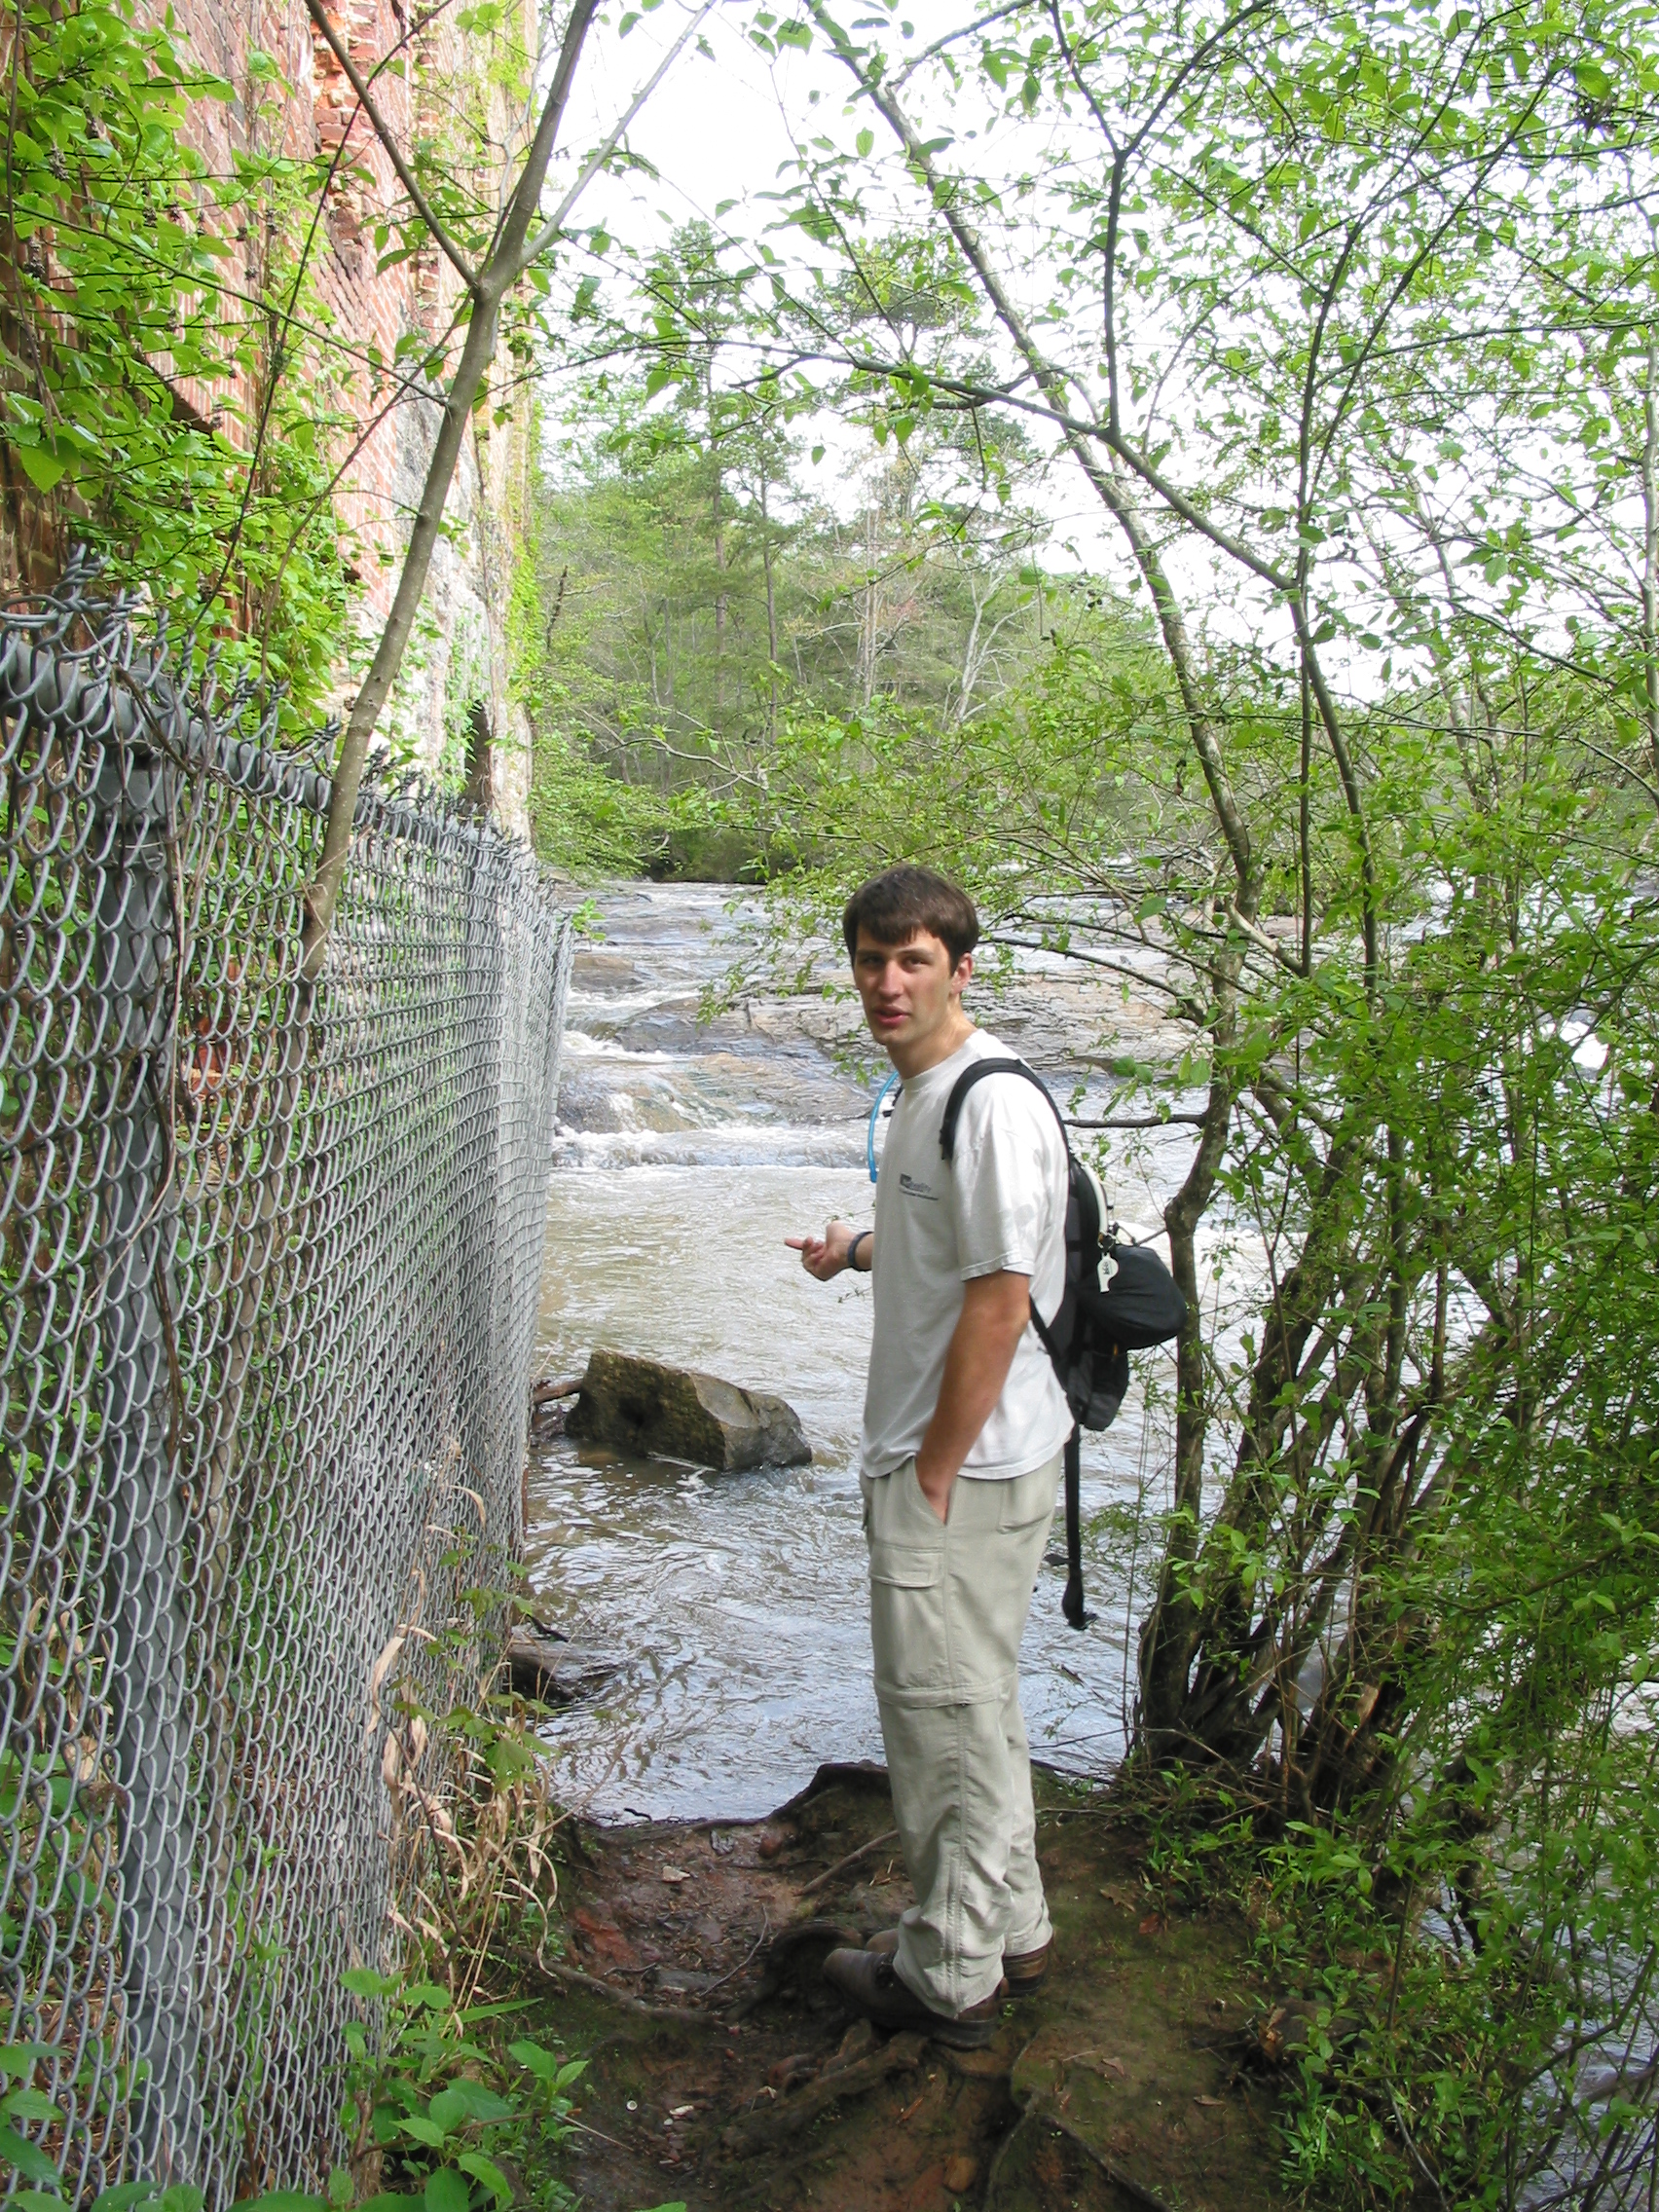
[535,1955,705,2025]
[567,2117,634,2152]
[797,1827,901,1899]
[706,1912,771,1997]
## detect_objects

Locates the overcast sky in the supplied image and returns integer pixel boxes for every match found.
[537,0,1158,577]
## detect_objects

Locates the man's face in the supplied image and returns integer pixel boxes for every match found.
[853,926,972,1066]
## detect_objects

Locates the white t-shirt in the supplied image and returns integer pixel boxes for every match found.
[860,1029,1072,1481]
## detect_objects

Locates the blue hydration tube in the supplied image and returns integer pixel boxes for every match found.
[866,1070,900,1183]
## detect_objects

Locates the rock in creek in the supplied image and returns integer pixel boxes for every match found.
[565,1346,812,1472]
[504,1622,619,1705]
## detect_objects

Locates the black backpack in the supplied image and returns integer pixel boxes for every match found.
[940,1058,1188,1629]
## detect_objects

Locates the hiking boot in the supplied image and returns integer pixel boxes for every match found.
[1003,1937,1051,1995]
[822,1947,1005,2048]
[866,1926,1051,1999]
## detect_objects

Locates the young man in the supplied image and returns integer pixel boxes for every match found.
[785,865,1071,2047]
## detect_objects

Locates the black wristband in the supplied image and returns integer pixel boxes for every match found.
[847,1230,871,1271]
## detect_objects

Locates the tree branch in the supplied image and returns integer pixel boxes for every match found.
[304,0,480,295]
[517,0,718,273]
[807,4,1259,906]
[300,0,602,977]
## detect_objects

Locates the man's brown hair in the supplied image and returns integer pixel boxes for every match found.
[842,865,979,969]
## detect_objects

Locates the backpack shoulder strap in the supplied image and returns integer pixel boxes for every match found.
[939,1056,1069,1164]
[940,1057,1072,1368]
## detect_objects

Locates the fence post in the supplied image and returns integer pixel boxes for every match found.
[94,733,205,2184]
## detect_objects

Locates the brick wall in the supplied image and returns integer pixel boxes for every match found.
[2,0,534,830]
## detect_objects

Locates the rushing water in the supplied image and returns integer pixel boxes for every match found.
[524,883,1194,1823]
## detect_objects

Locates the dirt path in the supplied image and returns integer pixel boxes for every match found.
[532,1765,1292,2211]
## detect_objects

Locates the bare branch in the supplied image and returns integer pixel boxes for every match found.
[892,0,1030,88]
[304,0,480,295]
[517,0,718,272]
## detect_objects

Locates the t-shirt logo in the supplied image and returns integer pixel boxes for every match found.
[898,1171,939,1201]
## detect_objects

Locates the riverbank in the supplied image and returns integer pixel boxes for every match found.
[532,1762,1291,2211]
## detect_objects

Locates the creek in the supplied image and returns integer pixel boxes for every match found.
[524,883,1199,1823]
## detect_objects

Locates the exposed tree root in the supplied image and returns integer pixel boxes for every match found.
[719,2029,929,2154]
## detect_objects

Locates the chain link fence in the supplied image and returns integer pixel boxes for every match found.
[1,571,572,2203]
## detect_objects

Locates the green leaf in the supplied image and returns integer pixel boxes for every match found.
[508,2039,561,2083]
[90,2186,160,2212]
[399,2116,450,2148]
[456,2154,510,2207]
[484,1733,533,1787]
[11,443,65,493]
[238,2195,328,2212]
[424,2171,470,2212]
[0,2130,61,2189]
[428,2081,514,2128]
[856,128,874,156]
[342,1967,400,2002]
[2,2089,62,2124]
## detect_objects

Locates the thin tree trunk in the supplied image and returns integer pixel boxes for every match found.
[1642,328,1659,798]
[709,361,725,719]
[297,0,713,972]
[759,461,777,736]
[859,503,878,708]
[957,582,985,724]
[300,0,597,977]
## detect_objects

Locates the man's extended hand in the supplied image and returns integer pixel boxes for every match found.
[786,1219,860,1280]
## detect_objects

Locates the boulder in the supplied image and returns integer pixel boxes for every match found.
[504,1623,619,1704]
[566,1346,812,1471]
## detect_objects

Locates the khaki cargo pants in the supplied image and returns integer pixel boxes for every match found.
[860,1451,1062,2017]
